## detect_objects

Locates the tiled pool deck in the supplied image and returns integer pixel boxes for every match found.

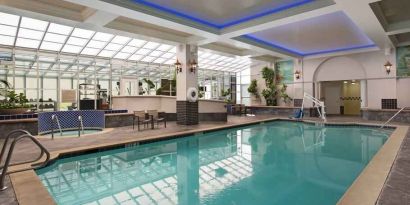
[0,115,409,205]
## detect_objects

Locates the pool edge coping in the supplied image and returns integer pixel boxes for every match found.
[8,117,406,205]
[337,125,408,205]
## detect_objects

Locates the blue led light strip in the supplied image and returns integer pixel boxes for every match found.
[132,0,314,29]
[243,35,376,57]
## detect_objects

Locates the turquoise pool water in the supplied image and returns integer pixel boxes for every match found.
[43,130,102,138]
[36,121,392,205]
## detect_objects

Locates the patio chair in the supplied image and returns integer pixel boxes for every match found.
[147,110,166,128]
[133,111,151,131]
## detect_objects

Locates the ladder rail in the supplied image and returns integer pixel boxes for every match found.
[51,114,62,139]
[0,130,31,166]
[0,132,50,191]
[380,107,408,128]
[78,115,84,137]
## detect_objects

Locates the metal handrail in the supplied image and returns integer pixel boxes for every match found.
[78,115,84,137]
[0,130,31,166]
[0,131,50,191]
[51,114,62,139]
[380,107,408,128]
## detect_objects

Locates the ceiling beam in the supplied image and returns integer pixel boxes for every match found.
[333,0,392,50]
[219,0,338,39]
[83,9,119,27]
[386,20,410,36]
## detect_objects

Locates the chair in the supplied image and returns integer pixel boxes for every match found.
[147,110,166,128]
[133,111,151,131]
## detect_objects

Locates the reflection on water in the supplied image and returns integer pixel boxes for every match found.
[36,121,390,205]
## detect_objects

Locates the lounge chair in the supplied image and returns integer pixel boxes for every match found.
[133,111,151,131]
[147,110,166,128]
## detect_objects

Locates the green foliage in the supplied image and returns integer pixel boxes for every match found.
[198,88,204,99]
[221,88,232,103]
[261,84,278,106]
[0,90,30,109]
[260,65,292,106]
[261,66,275,86]
[156,87,162,95]
[247,79,258,97]
[279,83,292,103]
[143,78,155,89]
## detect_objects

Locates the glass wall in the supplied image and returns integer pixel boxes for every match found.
[236,68,251,105]
[0,11,252,111]
[0,48,244,111]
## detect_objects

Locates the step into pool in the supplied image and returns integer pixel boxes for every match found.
[36,121,392,205]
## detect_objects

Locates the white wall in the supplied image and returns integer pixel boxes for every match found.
[250,50,407,109]
[112,96,226,113]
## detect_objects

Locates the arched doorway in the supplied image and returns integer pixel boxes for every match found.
[313,57,367,115]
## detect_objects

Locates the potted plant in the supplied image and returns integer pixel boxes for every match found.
[0,90,30,115]
[260,66,292,106]
[221,88,231,103]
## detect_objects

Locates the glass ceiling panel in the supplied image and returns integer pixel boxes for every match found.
[0,25,17,36]
[0,35,14,46]
[18,28,44,40]
[16,38,40,48]
[66,37,88,46]
[43,33,67,43]
[0,11,250,73]
[48,23,73,35]
[20,17,48,31]
[71,28,94,39]
[0,13,19,26]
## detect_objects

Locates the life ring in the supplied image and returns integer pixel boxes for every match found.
[187,87,198,102]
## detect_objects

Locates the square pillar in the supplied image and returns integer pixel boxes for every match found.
[176,44,198,125]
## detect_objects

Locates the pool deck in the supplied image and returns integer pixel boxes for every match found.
[0,115,409,205]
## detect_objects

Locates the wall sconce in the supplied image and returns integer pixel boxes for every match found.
[294,70,302,80]
[175,59,182,73]
[190,60,197,73]
[384,61,392,75]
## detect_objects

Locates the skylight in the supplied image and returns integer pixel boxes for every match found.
[0,11,251,73]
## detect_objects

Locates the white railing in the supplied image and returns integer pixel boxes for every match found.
[301,92,326,121]
[380,107,408,128]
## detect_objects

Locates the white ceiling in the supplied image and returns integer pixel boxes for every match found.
[0,0,398,60]
[246,11,375,56]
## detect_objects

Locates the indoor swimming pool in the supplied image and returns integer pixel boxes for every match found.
[35,121,392,205]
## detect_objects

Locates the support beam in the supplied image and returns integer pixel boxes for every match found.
[220,1,339,39]
[83,10,119,27]
[386,20,410,36]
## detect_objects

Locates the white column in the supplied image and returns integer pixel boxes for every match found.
[176,44,198,101]
[360,80,367,108]
[176,44,199,125]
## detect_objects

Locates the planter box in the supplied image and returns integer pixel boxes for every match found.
[0,107,29,115]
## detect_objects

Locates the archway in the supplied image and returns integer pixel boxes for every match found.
[313,57,367,115]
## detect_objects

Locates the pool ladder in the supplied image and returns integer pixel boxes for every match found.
[78,115,84,137]
[0,130,50,191]
[51,114,63,139]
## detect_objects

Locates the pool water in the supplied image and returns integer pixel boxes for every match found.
[36,121,392,205]
[43,130,103,138]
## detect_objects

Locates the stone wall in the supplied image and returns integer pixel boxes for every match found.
[177,101,199,125]
[247,106,312,117]
[361,109,410,123]
[0,119,38,138]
